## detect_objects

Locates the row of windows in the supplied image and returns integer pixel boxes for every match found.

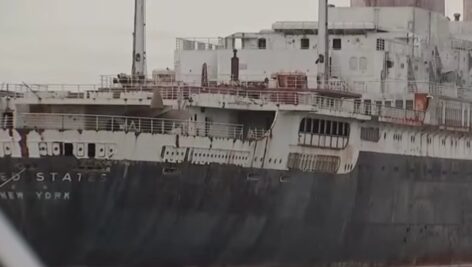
[256,37,383,50]
[354,99,415,111]
[299,118,350,137]
[373,132,472,148]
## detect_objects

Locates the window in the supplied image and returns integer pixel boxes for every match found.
[359,57,368,72]
[64,143,73,156]
[320,120,325,134]
[393,133,403,141]
[361,127,380,142]
[376,38,385,51]
[299,118,349,137]
[395,100,404,109]
[301,38,310,49]
[333,38,342,50]
[313,119,319,134]
[349,57,358,71]
[258,38,266,49]
[326,121,332,135]
[88,143,96,158]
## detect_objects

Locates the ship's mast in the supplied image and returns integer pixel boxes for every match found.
[132,0,147,79]
[317,0,329,89]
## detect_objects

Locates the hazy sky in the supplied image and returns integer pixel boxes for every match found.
[0,0,465,84]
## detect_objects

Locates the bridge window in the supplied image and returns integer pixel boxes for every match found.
[376,38,385,51]
[258,38,267,49]
[301,38,310,49]
[333,38,342,50]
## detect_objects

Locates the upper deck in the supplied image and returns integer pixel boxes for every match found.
[0,80,465,132]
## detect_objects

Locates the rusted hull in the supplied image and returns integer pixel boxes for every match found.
[1,152,472,266]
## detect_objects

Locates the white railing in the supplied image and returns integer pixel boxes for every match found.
[2,83,428,127]
[16,113,245,140]
[157,87,426,125]
[2,79,462,100]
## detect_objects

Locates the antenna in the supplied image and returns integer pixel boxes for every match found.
[132,0,147,79]
[317,0,329,89]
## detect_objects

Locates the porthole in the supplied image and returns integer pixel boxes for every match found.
[52,143,61,156]
[39,142,48,156]
[106,145,116,158]
[76,143,85,157]
[3,143,12,156]
[97,144,106,158]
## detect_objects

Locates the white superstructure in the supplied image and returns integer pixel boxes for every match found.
[175,7,472,102]
[2,3,472,177]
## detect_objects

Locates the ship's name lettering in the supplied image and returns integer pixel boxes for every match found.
[0,191,70,200]
[0,172,107,183]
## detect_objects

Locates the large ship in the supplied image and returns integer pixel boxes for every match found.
[2,0,472,266]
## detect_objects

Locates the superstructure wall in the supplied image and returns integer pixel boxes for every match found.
[350,0,445,15]
[465,0,472,21]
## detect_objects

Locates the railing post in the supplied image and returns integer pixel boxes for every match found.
[96,116,99,131]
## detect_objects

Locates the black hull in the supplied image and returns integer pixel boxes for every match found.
[1,152,472,267]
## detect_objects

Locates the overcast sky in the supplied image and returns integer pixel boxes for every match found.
[0,0,464,84]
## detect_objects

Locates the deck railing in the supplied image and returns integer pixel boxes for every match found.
[16,113,245,139]
[2,83,428,127]
[1,79,462,100]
